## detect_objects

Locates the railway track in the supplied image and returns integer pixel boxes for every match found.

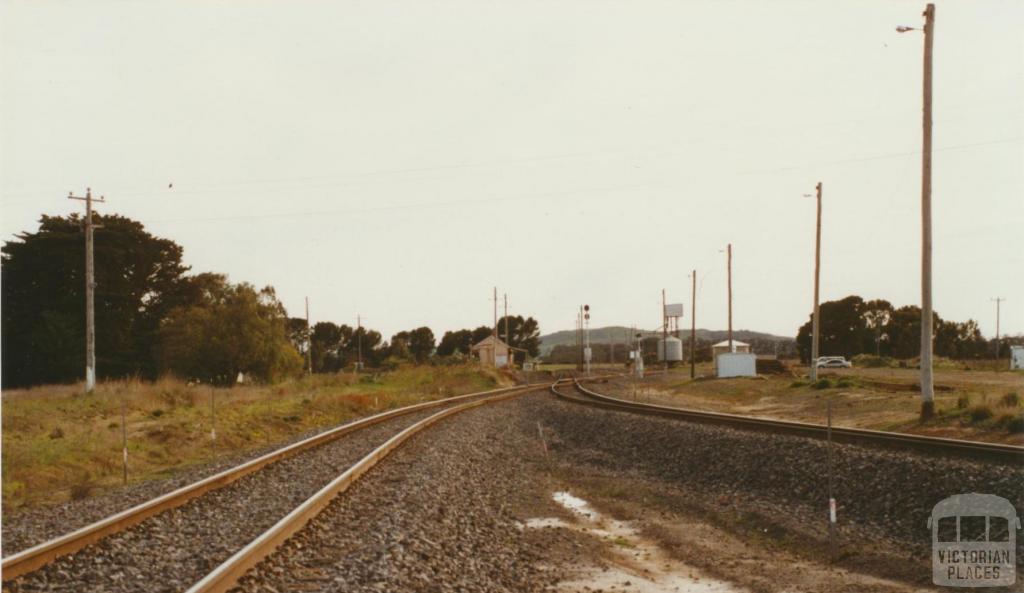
[2,380,565,592]
[552,378,1024,464]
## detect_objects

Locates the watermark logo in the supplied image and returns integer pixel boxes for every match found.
[929,493,1019,587]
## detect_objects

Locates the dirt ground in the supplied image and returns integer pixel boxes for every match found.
[523,463,942,593]
[590,365,1024,445]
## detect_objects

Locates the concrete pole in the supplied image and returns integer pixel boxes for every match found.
[811,182,823,381]
[920,3,936,417]
[68,188,103,392]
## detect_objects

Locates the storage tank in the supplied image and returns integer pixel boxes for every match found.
[657,337,684,362]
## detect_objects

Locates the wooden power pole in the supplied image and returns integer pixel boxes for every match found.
[691,270,697,379]
[662,289,668,371]
[68,188,105,393]
[305,297,312,375]
[727,243,733,352]
[810,182,823,381]
[992,297,1005,360]
[920,3,936,417]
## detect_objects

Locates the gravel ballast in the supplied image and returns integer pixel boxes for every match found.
[2,393,532,593]
[233,393,562,593]
[538,391,1024,567]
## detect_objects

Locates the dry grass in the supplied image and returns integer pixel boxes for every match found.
[1,364,511,513]
[601,364,1023,444]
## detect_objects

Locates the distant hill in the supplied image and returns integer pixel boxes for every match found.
[538,325,792,356]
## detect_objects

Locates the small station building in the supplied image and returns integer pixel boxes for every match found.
[471,335,512,368]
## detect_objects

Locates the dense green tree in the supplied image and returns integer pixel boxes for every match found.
[495,315,541,364]
[388,327,435,362]
[2,214,191,387]
[436,329,474,357]
[796,296,870,362]
[157,275,303,384]
[342,326,384,367]
[796,296,989,362]
[471,325,494,346]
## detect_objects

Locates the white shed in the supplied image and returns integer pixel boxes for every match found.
[1011,345,1024,370]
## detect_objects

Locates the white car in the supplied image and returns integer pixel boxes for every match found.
[815,356,852,368]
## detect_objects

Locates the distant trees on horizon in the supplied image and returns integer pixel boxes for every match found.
[795,295,1017,362]
[2,213,540,388]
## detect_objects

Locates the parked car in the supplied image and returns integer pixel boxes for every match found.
[815,356,852,368]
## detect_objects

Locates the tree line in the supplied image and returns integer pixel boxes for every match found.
[1,213,540,388]
[795,295,1018,362]
[288,315,541,373]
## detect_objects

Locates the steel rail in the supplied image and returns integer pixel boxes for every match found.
[185,380,564,593]
[554,379,1023,464]
[1,382,539,581]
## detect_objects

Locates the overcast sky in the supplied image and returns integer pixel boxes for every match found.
[2,0,1021,341]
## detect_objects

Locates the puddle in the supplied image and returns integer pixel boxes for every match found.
[526,491,746,593]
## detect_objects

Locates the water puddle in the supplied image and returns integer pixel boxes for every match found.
[526,491,745,593]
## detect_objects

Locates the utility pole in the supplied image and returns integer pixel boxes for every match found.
[356,314,363,373]
[493,286,498,337]
[691,270,697,379]
[727,243,734,353]
[992,297,1005,360]
[68,188,105,393]
[305,297,312,375]
[810,182,823,381]
[920,3,937,417]
[662,288,668,371]
[504,293,510,366]
[584,304,591,377]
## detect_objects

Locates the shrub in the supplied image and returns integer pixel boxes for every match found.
[790,380,808,388]
[956,395,970,410]
[966,405,994,424]
[1003,415,1024,434]
[69,472,95,500]
[811,378,833,390]
[836,378,856,388]
[1000,392,1020,408]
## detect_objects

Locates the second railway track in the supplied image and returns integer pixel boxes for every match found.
[552,378,1024,464]
[2,381,560,593]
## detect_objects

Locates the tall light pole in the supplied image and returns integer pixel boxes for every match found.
[898,3,936,418]
[809,183,823,381]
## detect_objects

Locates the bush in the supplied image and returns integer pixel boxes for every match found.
[811,378,833,390]
[966,405,994,424]
[836,378,856,388]
[1000,392,1020,408]
[1002,415,1024,434]
[956,395,970,410]
[851,354,895,368]
[790,380,808,388]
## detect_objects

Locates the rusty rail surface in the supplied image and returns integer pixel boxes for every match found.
[553,379,1023,465]
[185,381,564,593]
[1,382,541,581]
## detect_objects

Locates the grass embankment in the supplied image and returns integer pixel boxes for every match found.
[604,364,1024,444]
[1,364,512,513]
